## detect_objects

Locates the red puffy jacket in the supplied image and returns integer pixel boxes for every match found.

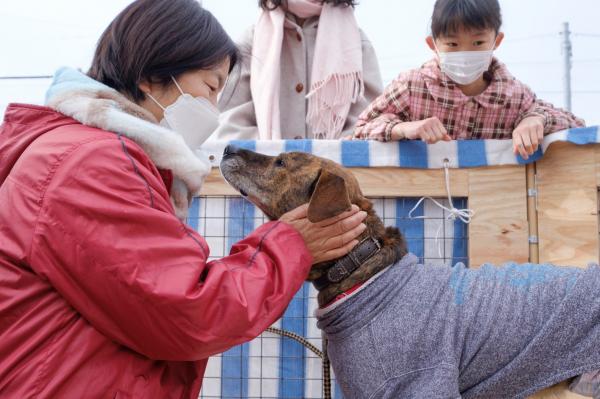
[0,104,312,398]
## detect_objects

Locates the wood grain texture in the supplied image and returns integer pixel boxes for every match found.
[529,381,589,399]
[536,142,598,267]
[348,167,469,197]
[468,166,529,266]
[199,167,470,197]
[199,169,239,196]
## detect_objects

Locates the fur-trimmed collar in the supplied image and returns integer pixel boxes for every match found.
[45,67,210,219]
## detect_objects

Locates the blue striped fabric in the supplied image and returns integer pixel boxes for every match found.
[452,198,469,267]
[200,126,599,170]
[457,140,487,168]
[398,140,428,168]
[221,198,255,398]
[279,284,309,398]
[187,197,201,233]
[341,140,369,166]
[396,199,424,261]
[567,126,598,145]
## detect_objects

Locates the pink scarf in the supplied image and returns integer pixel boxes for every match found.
[251,0,364,139]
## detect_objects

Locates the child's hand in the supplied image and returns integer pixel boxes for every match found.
[392,117,452,144]
[512,116,545,160]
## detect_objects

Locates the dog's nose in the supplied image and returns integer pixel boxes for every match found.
[223,145,239,157]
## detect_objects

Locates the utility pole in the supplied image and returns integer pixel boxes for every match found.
[561,22,573,111]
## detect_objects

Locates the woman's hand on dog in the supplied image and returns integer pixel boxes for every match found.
[280,204,367,264]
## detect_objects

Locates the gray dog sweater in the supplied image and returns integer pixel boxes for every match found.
[316,253,600,399]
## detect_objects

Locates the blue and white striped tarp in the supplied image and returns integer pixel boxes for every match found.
[199,126,599,170]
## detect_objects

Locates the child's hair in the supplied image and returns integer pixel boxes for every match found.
[431,0,502,38]
[259,0,357,10]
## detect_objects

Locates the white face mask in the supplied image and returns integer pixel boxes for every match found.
[436,42,495,85]
[147,76,219,150]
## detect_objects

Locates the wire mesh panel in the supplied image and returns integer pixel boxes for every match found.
[188,195,469,399]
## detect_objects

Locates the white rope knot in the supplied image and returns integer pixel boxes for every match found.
[408,160,475,259]
[446,204,475,223]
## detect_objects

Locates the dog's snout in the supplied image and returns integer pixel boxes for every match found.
[223,145,240,158]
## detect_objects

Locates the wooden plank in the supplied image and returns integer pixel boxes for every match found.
[529,382,589,399]
[199,169,238,196]
[349,167,469,197]
[200,167,470,197]
[468,166,529,266]
[536,142,598,267]
[595,145,600,187]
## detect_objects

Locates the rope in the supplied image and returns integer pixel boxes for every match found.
[322,333,332,399]
[265,327,332,399]
[408,159,475,259]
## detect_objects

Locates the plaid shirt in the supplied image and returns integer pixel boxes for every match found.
[353,58,585,141]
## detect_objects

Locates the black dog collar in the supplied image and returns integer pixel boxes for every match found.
[313,236,382,291]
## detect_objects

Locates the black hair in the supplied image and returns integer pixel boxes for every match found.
[259,0,357,10]
[89,0,239,102]
[431,0,502,38]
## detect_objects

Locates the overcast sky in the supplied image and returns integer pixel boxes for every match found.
[1,0,599,125]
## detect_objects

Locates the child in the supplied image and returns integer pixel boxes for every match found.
[212,0,383,141]
[352,0,584,160]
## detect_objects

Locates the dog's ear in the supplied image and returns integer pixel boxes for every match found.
[307,169,352,222]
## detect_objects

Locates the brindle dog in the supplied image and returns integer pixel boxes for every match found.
[220,145,407,307]
[220,146,600,399]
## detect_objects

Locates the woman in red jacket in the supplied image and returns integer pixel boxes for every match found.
[0,0,366,397]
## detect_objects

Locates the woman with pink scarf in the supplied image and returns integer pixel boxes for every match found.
[213,0,383,140]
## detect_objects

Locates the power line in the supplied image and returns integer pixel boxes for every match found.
[480,58,598,67]
[504,60,559,66]
[504,33,558,43]
[573,58,600,64]
[573,33,600,38]
[0,75,53,80]
[537,90,600,94]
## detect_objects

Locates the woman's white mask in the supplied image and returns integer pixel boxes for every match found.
[147,76,219,150]
[436,41,495,85]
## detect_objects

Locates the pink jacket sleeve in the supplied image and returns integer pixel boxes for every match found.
[353,72,413,142]
[516,84,586,134]
[31,136,312,361]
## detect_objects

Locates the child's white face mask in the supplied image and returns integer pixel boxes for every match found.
[147,76,219,151]
[436,42,495,85]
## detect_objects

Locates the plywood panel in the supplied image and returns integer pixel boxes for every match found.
[468,166,529,266]
[536,142,598,266]
[595,146,600,186]
[349,167,469,197]
[199,169,239,196]
[529,382,589,399]
[200,167,470,197]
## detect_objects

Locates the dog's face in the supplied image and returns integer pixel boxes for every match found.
[221,145,407,299]
[220,145,366,222]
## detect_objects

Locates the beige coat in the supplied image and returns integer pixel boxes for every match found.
[212,14,383,140]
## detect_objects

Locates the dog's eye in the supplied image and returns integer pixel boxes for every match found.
[274,158,285,167]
